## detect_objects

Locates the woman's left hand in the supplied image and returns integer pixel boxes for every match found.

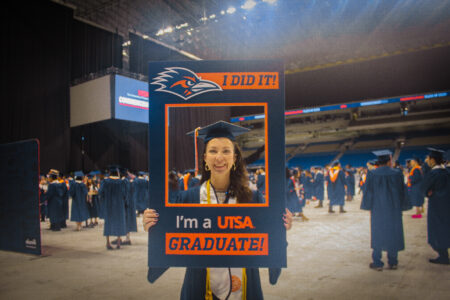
[283,208,293,230]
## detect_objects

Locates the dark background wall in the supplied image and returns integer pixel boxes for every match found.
[1,1,449,174]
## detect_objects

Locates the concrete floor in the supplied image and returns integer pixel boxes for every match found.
[1,194,449,300]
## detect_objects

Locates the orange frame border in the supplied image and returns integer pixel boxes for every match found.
[165,102,269,207]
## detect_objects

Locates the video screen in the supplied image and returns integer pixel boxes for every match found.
[114,74,149,123]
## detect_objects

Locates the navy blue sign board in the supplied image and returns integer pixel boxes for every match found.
[148,60,286,268]
[0,139,41,255]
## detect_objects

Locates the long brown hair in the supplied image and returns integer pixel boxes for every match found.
[200,140,252,203]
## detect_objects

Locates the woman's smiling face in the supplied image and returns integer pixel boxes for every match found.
[204,137,236,176]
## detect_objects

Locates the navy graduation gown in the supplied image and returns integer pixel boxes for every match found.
[361,166,410,252]
[422,167,450,250]
[313,172,324,201]
[125,179,137,233]
[327,170,346,206]
[46,182,65,223]
[132,178,149,212]
[256,174,265,195]
[302,175,314,199]
[69,181,89,222]
[149,186,281,299]
[345,171,355,196]
[99,178,127,236]
[408,168,424,207]
[286,177,302,213]
[60,182,69,220]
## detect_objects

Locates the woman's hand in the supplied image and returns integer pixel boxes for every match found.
[143,208,159,232]
[283,208,293,230]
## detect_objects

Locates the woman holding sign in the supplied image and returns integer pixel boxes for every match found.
[144,121,292,300]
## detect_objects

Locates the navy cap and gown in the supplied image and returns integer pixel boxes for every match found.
[286,169,302,214]
[361,150,411,267]
[422,148,450,262]
[133,172,149,213]
[99,169,127,237]
[313,167,325,201]
[69,171,90,222]
[148,121,281,299]
[326,161,347,206]
[46,171,67,229]
[407,158,425,207]
[124,177,137,233]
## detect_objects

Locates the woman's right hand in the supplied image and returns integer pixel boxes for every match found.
[143,208,159,232]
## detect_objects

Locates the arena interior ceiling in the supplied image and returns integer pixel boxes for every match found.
[56,0,450,73]
[55,0,450,159]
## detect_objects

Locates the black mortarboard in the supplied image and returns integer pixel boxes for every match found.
[427,147,444,161]
[445,150,450,162]
[367,159,378,166]
[186,121,250,143]
[74,171,84,178]
[372,149,392,164]
[331,160,340,167]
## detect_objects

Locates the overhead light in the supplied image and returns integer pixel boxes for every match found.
[262,0,277,4]
[200,16,208,22]
[242,0,256,10]
[209,14,216,19]
[156,29,164,36]
[164,27,173,33]
[220,10,225,15]
[227,7,236,14]
[142,34,149,39]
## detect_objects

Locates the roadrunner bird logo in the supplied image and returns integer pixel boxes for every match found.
[151,67,222,100]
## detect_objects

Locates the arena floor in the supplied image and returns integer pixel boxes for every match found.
[1,194,449,300]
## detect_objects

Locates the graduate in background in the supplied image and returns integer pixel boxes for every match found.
[345,164,355,202]
[99,167,128,250]
[86,173,100,227]
[407,157,425,219]
[313,166,325,208]
[39,175,48,222]
[134,171,149,215]
[143,121,292,300]
[255,168,266,198]
[326,160,347,213]
[286,167,307,220]
[45,169,66,231]
[361,150,410,271]
[422,147,450,265]
[58,173,69,229]
[168,171,180,204]
[69,171,90,231]
[123,171,137,245]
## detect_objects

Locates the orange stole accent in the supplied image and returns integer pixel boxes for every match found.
[360,174,367,186]
[183,173,190,191]
[329,168,340,183]
[408,166,422,187]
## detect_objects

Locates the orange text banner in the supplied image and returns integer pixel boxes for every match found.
[197,72,279,90]
[166,233,269,256]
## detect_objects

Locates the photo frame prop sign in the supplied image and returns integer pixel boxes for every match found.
[148,60,286,268]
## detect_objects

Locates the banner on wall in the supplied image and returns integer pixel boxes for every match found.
[147,60,286,268]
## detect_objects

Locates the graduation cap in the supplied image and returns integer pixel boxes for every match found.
[331,160,340,167]
[186,121,250,143]
[48,169,60,176]
[367,159,378,166]
[445,150,450,162]
[427,147,444,161]
[74,171,84,178]
[372,149,392,164]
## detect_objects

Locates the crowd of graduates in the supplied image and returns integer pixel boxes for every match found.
[38,147,449,265]
[39,167,149,249]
